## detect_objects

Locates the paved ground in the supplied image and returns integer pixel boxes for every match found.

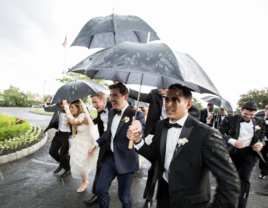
[0,108,268,208]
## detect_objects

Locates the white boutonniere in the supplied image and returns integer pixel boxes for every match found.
[123,116,130,123]
[178,138,189,146]
[255,125,261,131]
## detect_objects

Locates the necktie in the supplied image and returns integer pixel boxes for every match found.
[164,122,182,129]
[99,110,106,114]
[113,109,122,116]
[240,118,250,123]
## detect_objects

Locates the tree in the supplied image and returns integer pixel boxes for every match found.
[192,97,203,110]
[43,94,52,103]
[2,86,26,107]
[237,87,268,109]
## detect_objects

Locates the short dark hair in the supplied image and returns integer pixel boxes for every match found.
[90,92,106,100]
[108,82,128,96]
[168,84,192,101]
[207,103,213,106]
[241,101,258,112]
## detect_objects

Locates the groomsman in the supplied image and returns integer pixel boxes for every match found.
[200,103,215,127]
[214,108,230,129]
[84,92,112,206]
[128,87,200,208]
[256,105,268,179]
[88,83,145,208]
[127,84,240,208]
[44,98,71,178]
[219,101,265,208]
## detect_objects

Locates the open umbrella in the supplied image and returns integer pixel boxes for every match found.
[201,96,234,111]
[51,80,108,104]
[69,42,220,96]
[71,14,160,49]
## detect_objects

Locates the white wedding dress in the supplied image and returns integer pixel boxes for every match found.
[69,113,99,180]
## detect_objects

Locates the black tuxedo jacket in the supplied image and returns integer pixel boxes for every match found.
[93,101,113,136]
[200,109,215,126]
[137,115,239,208]
[214,113,232,129]
[255,114,268,138]
[218,114,265,153]
[129,88,200,137]
[44,103,71,133]
[96,106,145,174]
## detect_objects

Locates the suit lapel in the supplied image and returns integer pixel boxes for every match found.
[235,115,241,139]
[172,116,194,160]
[114,106,133,137]
[252,118,257,143]
[160,120,168,166]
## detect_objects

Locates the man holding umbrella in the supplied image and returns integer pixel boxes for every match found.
[84,92,112,206]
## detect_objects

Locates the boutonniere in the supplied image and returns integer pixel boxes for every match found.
[122,116,130,123]
[178,138,189,147]
[255,125,261,131]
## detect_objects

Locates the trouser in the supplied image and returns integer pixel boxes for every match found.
[49,131,71,171]
[259,141,268,175]
[96,152,135,208]
[143,160,158,201]
[230,147,256,208]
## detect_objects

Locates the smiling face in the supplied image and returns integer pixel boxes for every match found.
[92,96,106,112]
[165,89,192,122]
[220,108,227,115]
[110,88,128,110]
[70,103,79,116]
[240,108,256,121]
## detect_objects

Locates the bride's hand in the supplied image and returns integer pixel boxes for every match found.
[88,144,96,157]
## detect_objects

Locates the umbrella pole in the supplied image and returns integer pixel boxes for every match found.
[128,74,143,149]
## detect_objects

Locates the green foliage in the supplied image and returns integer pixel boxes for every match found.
[43,94,52,103]
[237,87,268,109]
[192,97,203,110]
[90,110,97,118]
[0,114,30,141]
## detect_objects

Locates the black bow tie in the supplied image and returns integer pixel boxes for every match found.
[113,109,122,116]
[99,110,106,114]
[240,118,250,123]
[266,118,268,120]
[164,122,182,129]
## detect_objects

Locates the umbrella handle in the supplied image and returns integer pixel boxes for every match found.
[128,140,134,149]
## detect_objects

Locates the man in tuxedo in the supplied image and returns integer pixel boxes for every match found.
[127,84,240,208]
[84,92,112,206]
[200,103,215,127]
[214,108,230,129]
[219,101,265,208]
[88,83,145,208]
[44,98,71,178]
[256,105,268,179]
[129,88,200,208]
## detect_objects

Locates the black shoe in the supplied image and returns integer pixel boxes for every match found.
[53,165,62,173]
[61,170,71,178]
[259,173,266,179]
[84,195,98,206]
[143,199,152,208]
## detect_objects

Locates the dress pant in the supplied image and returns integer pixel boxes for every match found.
[143,160,158,201]
[259,141,268,175]
[49,131,71,171]
[96,152,135,208]
[230,147,256,208]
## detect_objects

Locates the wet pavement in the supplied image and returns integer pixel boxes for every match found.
[0,108,268,208]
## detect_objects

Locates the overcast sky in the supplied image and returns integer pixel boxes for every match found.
[0,0,267,108]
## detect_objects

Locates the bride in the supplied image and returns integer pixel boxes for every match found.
[63,99,99,192]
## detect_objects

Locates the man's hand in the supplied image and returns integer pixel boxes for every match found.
[208,115,213,120]
[127,116,142,143]
[88,144,96,157]
[234,141,246,149]
[62,100,69,108]
[46,97,52,104]
[253,142,264,152]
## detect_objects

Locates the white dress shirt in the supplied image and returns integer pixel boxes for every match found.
[95,103,129,151]
[228,119,254,147]
[135,113,189,183]
[58,112,71,132]
[160,96,168,120]
[100,102,109,131]
[206,109,213,124]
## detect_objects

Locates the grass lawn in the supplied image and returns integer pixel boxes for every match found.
[32,108,97,118]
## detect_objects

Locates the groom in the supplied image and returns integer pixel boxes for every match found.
[127,84,240,208]
[88,82,145,208]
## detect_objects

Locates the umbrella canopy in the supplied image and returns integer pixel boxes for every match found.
[69,42,221,96]
[127,97,149,108]
[51,80,108,104]
[201,96,234,111]
[255,110,265,117]
[71,14,160,49]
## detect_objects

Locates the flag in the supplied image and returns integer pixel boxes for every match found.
[62,35,68,47]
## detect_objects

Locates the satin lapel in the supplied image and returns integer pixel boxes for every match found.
[235,115,241,139]
[160,123,168,166]
[114,106,133,137]
[252,118,256,142]
[172,116,194,160]
[106,110,115,144]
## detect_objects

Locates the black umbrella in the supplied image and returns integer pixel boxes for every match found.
[201,96,234,111]
[127,97,149,108]
[71,14,160,49]
[255,110,265,118]
[69,42,220,96]
[51,80,108,104]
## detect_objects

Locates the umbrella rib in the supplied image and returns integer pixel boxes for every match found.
[133,31,142,42]
[125,72,131,84]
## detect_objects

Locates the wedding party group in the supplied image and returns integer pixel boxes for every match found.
[43,82,267,208]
